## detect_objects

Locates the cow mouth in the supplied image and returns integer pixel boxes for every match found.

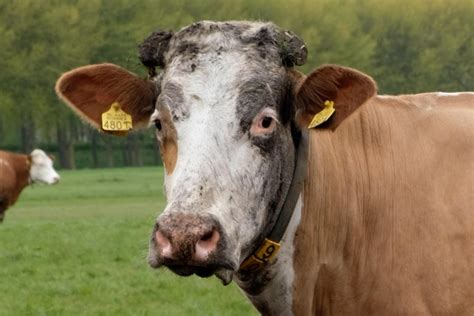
[150,259,236,285]
[168,264,234,284]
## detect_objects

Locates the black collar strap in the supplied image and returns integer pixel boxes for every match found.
[239,130,309,273]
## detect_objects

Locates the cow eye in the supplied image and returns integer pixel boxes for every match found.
[250,109,278,136]
[154,119,162,131]
[261,116,273,129]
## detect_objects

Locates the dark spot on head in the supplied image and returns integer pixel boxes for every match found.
[191,63,196,72]
[176,41,200,56]
[171,41,201,65]
[158,82,189,121]
[235,73,294,147]
[175,22,203,39]
[240,26,280,61]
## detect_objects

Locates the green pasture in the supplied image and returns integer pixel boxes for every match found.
[0,167,256,315]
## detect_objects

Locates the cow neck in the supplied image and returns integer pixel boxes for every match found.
[13,154,32,195]
[239,128,308,273]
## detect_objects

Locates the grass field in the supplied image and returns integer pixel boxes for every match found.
[0,167,257,316]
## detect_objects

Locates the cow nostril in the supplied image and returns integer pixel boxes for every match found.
[201,230,214,241]
[155,229,174,259]
[194,228,220,262]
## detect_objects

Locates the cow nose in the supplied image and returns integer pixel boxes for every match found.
[195,228,220,261]
[52,176,60,184]
[154,215,220,262]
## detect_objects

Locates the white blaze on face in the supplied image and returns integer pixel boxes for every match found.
[152,22,296,271]
[156,47,273,263]
[29,149,60,184]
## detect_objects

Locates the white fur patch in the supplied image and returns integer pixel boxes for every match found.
[157,46,269,264]
[29,149,60,185]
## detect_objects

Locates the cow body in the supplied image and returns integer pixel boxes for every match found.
[292,92,474,315]
[55,21,473,315]
[0,149,60,222]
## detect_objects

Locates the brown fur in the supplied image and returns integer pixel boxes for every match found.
[292,92,474,315]
[162,141,178,175]
[0,151,31,221]
[156,105,178,175]
[295,65,377,130]
[55,63,157,133]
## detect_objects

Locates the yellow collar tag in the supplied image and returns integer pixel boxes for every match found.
[239,238,281,273]
[101,102,133,132]
[308,100,335,128]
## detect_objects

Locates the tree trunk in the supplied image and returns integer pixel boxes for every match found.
[56,120,75,169]
[130,134,143,167]
[105,135,115,168]
[122,137,131,166]
[90,130,99,168]
[20,119,36,153]
[121,133,142,167]
[153,141,162,165]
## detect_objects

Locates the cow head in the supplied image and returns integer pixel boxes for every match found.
[55,21,376,284]
[29,149,60,185]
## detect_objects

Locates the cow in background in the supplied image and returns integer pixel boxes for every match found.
[55,21,473,315]
[0,149,60,222]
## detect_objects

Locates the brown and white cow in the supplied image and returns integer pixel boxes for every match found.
[0,149,60,222]
[55,21,474,315]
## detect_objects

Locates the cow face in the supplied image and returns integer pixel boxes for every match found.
[55,21,376,285]
[145,22,307,283]
[29,149,60,185]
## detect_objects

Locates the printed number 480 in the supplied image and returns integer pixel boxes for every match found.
[104,121,123,130]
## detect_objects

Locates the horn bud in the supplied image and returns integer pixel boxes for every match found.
[280,30,307,67]
[138,30,173,74]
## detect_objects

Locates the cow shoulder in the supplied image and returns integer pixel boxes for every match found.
[295,64,377,130]
[0,153,17,200]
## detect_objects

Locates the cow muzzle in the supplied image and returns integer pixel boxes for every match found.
[148,213,236,285]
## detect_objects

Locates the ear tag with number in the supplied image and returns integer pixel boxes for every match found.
[308,100,335,128]
[101,102,133,132]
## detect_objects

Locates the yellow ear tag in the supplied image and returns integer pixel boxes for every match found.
[308,100,335,129]
[101,102,133,132]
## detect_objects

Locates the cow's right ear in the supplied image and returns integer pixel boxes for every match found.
[294,64,377,130]
[55,63,157,132]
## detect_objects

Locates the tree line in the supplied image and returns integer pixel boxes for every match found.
[0,0,472,169]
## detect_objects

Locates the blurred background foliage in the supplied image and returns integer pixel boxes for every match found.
[0,0,472,169]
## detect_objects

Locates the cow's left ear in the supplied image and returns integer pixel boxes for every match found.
[294,64,377,130]
[55,63,157,133]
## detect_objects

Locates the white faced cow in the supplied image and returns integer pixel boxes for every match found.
[55,21,474,315]
[0,149,60,222]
